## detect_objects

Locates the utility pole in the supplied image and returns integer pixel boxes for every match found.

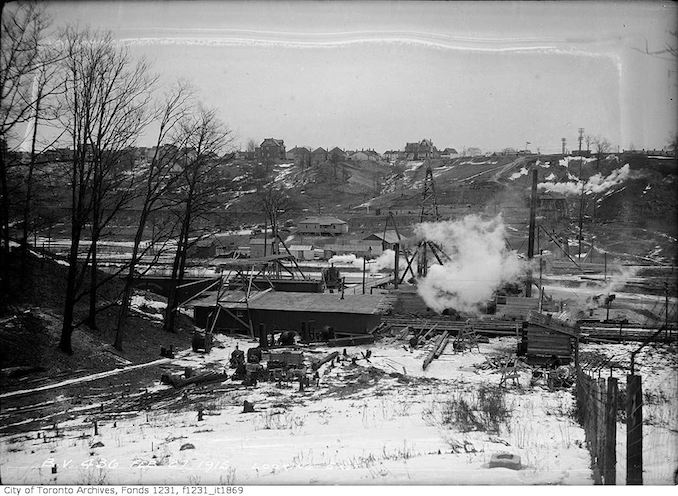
[577,128,585,260]
[538,249,544,312]
[526,169,538,297]
[665,280,669,335]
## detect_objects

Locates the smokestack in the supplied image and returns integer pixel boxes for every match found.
[526,169,538,297]
[394,243,400,289]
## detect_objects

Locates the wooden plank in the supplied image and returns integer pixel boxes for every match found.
[626,374,643,485]
[311,351,339,370]
[423,331,448,370]
[326,335,375,347]
[434,334,450,358]
[396,326,411,340]
[604,377,618,485]
[419,323,438,341]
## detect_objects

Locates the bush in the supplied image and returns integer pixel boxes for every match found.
[440,386,509,433]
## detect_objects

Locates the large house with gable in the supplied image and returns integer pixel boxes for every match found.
[257,138,286,162]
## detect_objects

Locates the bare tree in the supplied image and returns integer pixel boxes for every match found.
[162,106,232,334]
[57,27,155,354]
[19,44,65,274]
[246,138,257,154]
[114,82,192,350]
[257,183,292,256]
[0,1,54,297]
[593,136,611,168]
[81,36,156,330]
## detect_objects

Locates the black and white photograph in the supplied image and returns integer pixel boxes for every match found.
[1,0,677,487]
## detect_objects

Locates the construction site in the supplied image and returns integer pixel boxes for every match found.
[3,1,678,485]
[2,149,677,486]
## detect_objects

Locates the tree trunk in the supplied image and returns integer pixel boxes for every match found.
[21,94,43,276]
[164,194,192,333]
[86,164,100,330]
[59,222,81,355]
[0,151,10,304]
[115,207,149,350]
[163,224,185,333]
[86,226,98,329]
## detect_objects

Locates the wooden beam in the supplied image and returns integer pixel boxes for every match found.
[423,331,449,370]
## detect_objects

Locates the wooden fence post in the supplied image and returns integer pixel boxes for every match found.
[597,378,607,481]
[604,377,618,485]
[626,374,643,485]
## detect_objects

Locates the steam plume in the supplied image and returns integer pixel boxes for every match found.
[538,164,631,196]
[369,249,408,273]
[415,214,529,314]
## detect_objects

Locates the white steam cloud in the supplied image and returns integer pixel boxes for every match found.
[329,254,363,265]
[592,265,639,303]
[414,214,529,314]
[538,164,631,196]
[369,249,409,273]
[509,167,529,180]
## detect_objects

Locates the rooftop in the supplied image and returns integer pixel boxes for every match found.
[299,216,347,225]
[188,290,393,315]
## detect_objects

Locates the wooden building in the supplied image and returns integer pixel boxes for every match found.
[249,237,279,258]
[518,312,578,364]
[189,291,393,337]
[257,138,286,162]
[311,147,328,167]
[298,216,348,235]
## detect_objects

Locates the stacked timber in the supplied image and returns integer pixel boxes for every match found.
[495,297,540,320]
[381,317,522,336]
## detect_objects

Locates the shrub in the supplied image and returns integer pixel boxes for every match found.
[440,386,509,433]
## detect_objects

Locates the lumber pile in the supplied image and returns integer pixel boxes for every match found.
[495,297,539,320]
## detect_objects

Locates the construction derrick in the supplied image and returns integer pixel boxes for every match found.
[416,164,441,277]
[386,153,451,286]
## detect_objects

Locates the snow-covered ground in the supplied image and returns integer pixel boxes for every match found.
[0,335,596,485]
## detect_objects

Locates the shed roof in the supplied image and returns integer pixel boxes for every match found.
[289,245,314,251]
[299,216,347,225]
[363,230,401,244]
[189,290,392,315]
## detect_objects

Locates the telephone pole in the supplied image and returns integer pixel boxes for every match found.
[577,128,585,259]
[526,169,538,297]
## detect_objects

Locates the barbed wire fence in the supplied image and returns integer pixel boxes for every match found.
[574,332,677,485]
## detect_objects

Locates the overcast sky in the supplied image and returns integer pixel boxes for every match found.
[44,0,677,153]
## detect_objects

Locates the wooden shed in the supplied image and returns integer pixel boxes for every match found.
[518,312,578,364]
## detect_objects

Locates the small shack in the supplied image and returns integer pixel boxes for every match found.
[288,244,315,261]
[187,239,218,259]
[249,237,280,258]
[518,312,578,364]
